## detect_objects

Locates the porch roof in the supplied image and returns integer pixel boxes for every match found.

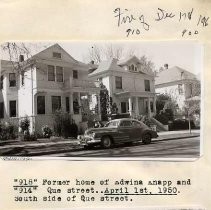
[114,91,156,98]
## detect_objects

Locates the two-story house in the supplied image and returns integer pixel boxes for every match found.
[0,44,100,133]
[88,56,157,118]
[155,65,200,113]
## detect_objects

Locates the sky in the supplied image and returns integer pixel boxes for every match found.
[0,41,203,75]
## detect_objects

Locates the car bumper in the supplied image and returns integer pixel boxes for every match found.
[77,135,101,146]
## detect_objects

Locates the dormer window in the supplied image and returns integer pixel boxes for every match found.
[53,52,61,59]
[128,64,137,72]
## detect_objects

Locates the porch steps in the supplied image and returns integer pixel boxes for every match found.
[149,117,169,132]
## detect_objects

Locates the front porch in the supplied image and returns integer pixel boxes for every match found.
[114,91,156,118]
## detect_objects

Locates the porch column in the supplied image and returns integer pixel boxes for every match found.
[69,92,74,114]
[97,94,101,120]
[128,97,132,117]
[153,97,156,115]
[135,97,139,117]
[147,97,151,118]
[77,92,81,114]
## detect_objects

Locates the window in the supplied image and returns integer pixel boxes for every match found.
[178,84,183,94]
[48,65,55,81]
[53,52,61,59]
[0,102,4,118]
[144,80,150,91]
[9,100,16,117]
[73,70,78,79]
[66,97,70,113]
[9,73,16,87]
[0,75,3,89]
[131,64,135,71]
[21,72,25,86]
[115,76,122,89]
[56,66,63,82]
[120,120,132,127]
[121,102,127,113]
[132,121,141,127]
[52,96,61,113]
[105,120,119,127]
[73,98,79,114]
[37,96,45,114]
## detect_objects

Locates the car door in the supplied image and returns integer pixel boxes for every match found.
[117,120,132,143]
[131,120,143,141]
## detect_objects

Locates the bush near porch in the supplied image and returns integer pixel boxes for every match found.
[0,121,18,140]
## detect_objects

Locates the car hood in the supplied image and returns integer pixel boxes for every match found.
[85,127,118,135]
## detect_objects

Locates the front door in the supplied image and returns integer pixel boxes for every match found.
[121,102,127,113]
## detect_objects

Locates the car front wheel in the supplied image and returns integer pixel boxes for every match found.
[142,133,151,144]
[101,136,112,149]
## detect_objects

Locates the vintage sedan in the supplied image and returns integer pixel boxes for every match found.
[78,118,158,149]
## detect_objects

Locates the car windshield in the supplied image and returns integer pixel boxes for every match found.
[105,120,119,127]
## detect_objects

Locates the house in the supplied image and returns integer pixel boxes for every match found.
[88,56,157,119]
[0,44,100,133]
[155,65,200,114]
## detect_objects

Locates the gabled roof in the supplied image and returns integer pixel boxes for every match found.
[117,55,140,66]
[89,58,123,77]
[33,43,87,67]
[155,66,198,86]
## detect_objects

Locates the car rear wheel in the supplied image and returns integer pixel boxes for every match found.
[101,136,112,149]
[142,133,151,144]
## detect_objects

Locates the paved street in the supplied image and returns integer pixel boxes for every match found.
[44,136,200,158]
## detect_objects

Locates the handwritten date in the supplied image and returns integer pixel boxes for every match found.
[113,7,209,37]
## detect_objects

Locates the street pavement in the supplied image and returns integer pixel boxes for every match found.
[0,130,200,157]
[45,136,200,158]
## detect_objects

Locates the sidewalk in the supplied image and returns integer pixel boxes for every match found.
[157,129,200,141]
[0,130,200,156]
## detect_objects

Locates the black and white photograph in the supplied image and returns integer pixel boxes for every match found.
[0,41,202,158]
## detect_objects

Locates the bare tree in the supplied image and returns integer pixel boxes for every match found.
[104,44,123,60]
[84,44,124,64]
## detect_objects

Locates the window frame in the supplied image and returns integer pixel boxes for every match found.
[52,52,62,59]
[66,97,70,113]
[73,70,78,79]
[37,95,46,115]
[115,76,122,89]
[47,65,64,82]
[9,73,16,87]
[9,100,17,117]
[56,66,64,82]
[144,79,150,91]
[52,96,62,113]
[47,65,56,81]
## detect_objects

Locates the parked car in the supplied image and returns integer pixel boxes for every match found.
[78,118,158,149]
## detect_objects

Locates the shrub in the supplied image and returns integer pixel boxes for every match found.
[19,117,30,134]
[0,122,18,140]
[53,110,78,138]
[42,125,53,138]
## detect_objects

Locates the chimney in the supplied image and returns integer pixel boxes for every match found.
[19,55,24,62]
[164,63,168,69]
